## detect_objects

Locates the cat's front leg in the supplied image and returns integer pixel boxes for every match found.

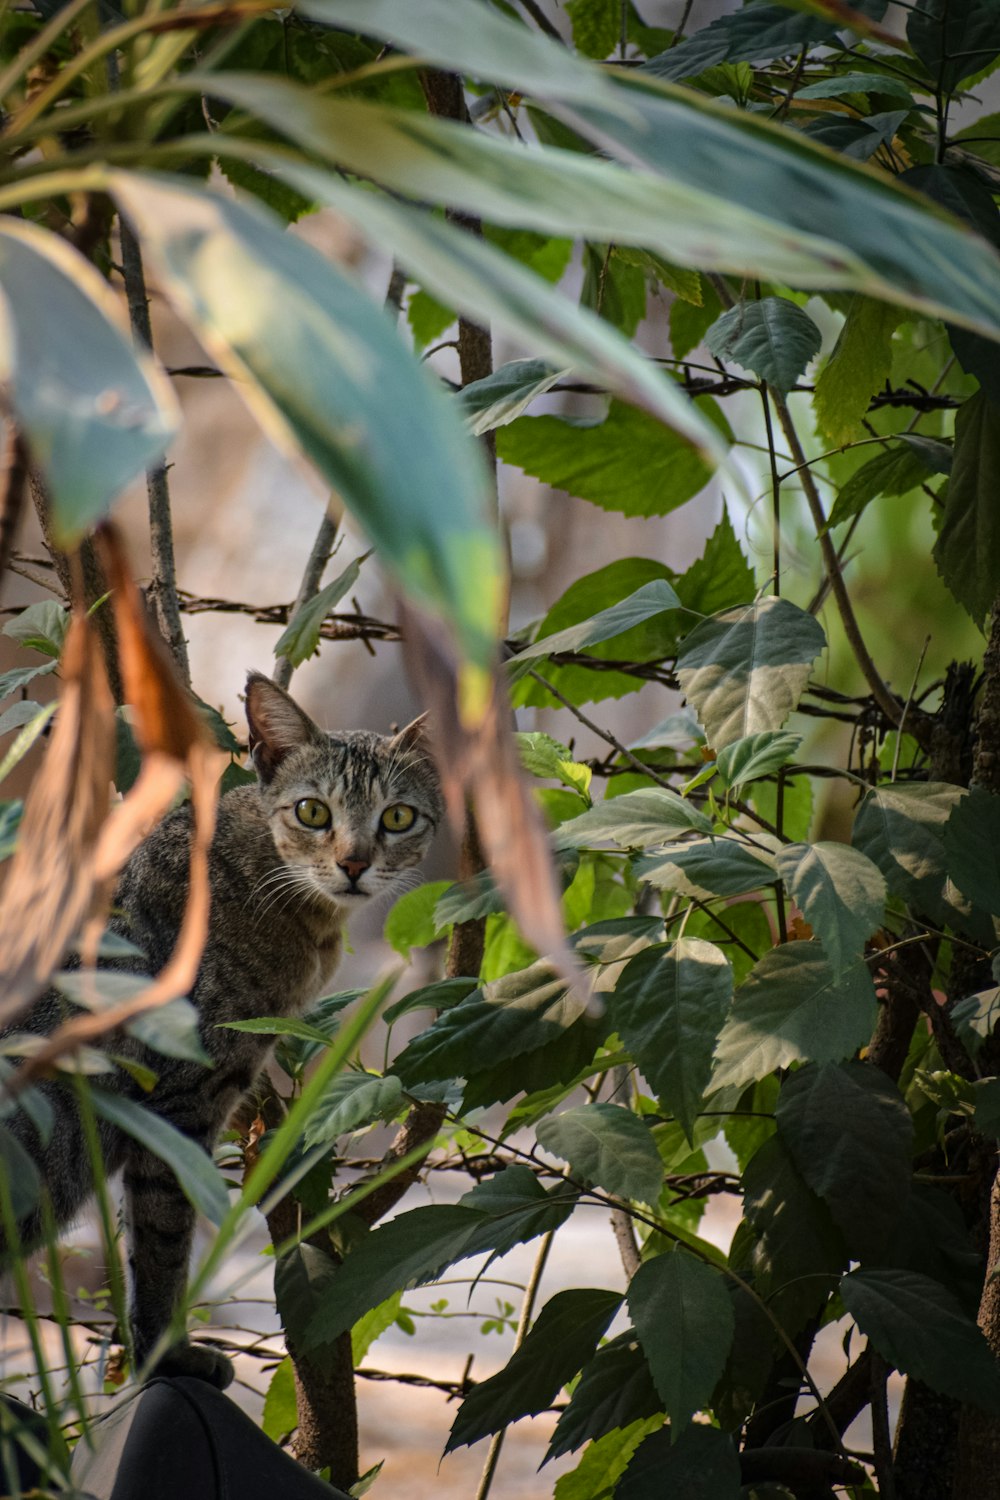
[123,1144,234,1389]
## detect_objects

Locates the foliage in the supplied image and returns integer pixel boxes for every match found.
[3,0,1000,1496]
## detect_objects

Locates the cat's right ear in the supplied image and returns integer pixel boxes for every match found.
[244,672,326,782]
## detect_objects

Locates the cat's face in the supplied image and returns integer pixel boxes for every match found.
[245,673,442,912]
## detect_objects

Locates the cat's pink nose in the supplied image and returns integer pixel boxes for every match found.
[338,858,370,883]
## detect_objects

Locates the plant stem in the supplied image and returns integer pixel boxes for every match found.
[272,513,339,691]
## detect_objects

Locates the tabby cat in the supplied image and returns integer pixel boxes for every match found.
[0,672,442,1387]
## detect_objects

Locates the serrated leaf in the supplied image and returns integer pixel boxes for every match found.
[775,841,886,978]
[715,731,801,792]
[90,1088,229,1226]
[814,295,901,446]
[458,358,566,436]
[382,976,477,1026]
[566,0,619,58]
[516,732,592,797]
[446,1288,623,1451]
[275,1242,340,1362]
[945,786,1000,914]
[497,399,730,519]
[458,1164,579,1258]
[644,4,834,81]
[2,601,69,660]
[510,580,681,674]
[383,880,453,959]
[273,554,367,668]
[536,1104,662,1203]
[776,1061,912,1260]
[828,437,951,528]
[842,1268,1000,1409]
[261,1356,297,1442]
[712,943,877,1090]
[546,1334,662,1461]
[743,1133,848,1334]
[627,1251,734,1431]
[611,939,733,1139]
[907,0,1000,93]
[352,1291,403,1364]
[676,596,826,748]
[557,788,712,851]
[552,1417,662,1500]
[797,71,917,101]
[705,297,821,395]
[804,108,910,164]
[934,390,1000,627]
[876,1184,983,1318]
[616,1423,741,1500]
[302,1072,404,1149]
[635,836,778,900]
[852,781,964,919]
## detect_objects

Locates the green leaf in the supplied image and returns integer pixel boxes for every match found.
[828,437,951,528]
[0,699,57,787]
[458,358,565,437]
[273,553,367,668]
[613,244,702,306]
[127,997,211,1066]
[261,1357,297,1443]
[616,1423,741,1500]
[715,731,801,793]
[705,296,822,395]
[108,171,500,670]
[497,398,730,518]
[556,788,712,850]
[627,1250,734,1431]
[774,841,886,978]
[0,660,57,703]
[446,1288,623,1451]
[796,71,918,101]
[383,977,476,1026]
[552,1419,663,1500]
[803,108,910,164]
[302,1072,404,1149]
[635,836,778,900]
[814,295,901,446]
[0,1124,40,1219]
[0,220,177,547]
[515,732,592,798]
[547,1334,662,1461]
[511,579,682,670]
[459,1165,579,1258]
[933,390,1000,627]
[645,5,834,81]
[852,781,965,920]
[611,939,733,1139]
[841,1267,1000,1409]
[1,601,68,659]
[743,1133,847,1334]
[775,1061,913,1260]
[944,787,1000,912]
[383,881,452,959]
[566,0,619,58]
[90,1088,230,1226]
[275,1242,340,1361]
[536,1104,662,1203]
[908,0,1000,93]
[676,596,826,748]
[351,1291,403,1364]
[406,286,455,350]
[711,944,877,1091]
[0,800,22,860]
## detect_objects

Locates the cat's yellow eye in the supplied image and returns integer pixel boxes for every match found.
[295,798,331,830]
[381,804,416,833]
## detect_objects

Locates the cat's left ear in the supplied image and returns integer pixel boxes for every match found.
[245,672,327,782]
[389,714,432,758]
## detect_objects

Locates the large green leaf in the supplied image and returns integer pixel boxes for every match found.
[536,1103,663,1203]
[841,1268,1000,1409]
[90,1088,230,1226]
[775,841,886,978]
[273,554,367,669]
[556,788,712,850]
[458,358,565,436]
[305,1,1000,336]
[616,1423,741,1500]
[275,1243,340,1362]
[676,597,826,748]
[775,1061,912,1260]
[907,0,1000,93]
[497,398,730,518]
[645,4,835,80]
[610,939,733,1139]
[546,1334,662,1461]
[711,943,877,1090]
[814,295,901,445]
[552,1419,662,1500]
[944,787,1000,913]
[743,1133,848,1334]
[828,436,951,529]
[715,730,802,793]
[705,296,822,395]
[0,218,178,547]
[510,580,681,673]
[635,836,778,900]
[627,1250,734,1431]
[445,1288,623,1451]
[301,1072,403,1149]
[852,781,966,919]
[933,390,1000,627]
[108,171,500,669]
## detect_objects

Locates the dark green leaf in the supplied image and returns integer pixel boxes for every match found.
[446,1288,623,1451]
[546,1333,662,1461]
[302,1072,404,1149]
[458,358,564,436]
[273,554,367,668]
[875,1185,983,1317]
[743,1134,847,1333]
[275,1243,340,1362]
[536,1104,662,1203]
[636,836,778,900]
[90,1088,229,1225]
[627,1250,734,1430]
[829,437,952,528]
[715,730,801,792]
[853,781,964,918]
[616,1423,740,1500]
[496,398,730,518]
[842,1267,1000,1409]
[127,998,211,1065]
[774,841,886,978]
[712,944,877,1090]
[908,0,1000,93]
[644,6,834,81]
[796,71,917,101]
[510,580,681,671]
[556,788,712,850]
[383,977,477,1026]
[705,297,821,395]
[676,596,826,747]
[458,1165,579,1258]
[934,391,1000,627]
[611,939,733,1139]
[775,1061,912,1260]
[944,787,1000,911]
[803,109,909,163]
[0,1123,40,1220]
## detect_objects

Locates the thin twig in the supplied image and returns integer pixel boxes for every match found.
[272,513,339,691]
